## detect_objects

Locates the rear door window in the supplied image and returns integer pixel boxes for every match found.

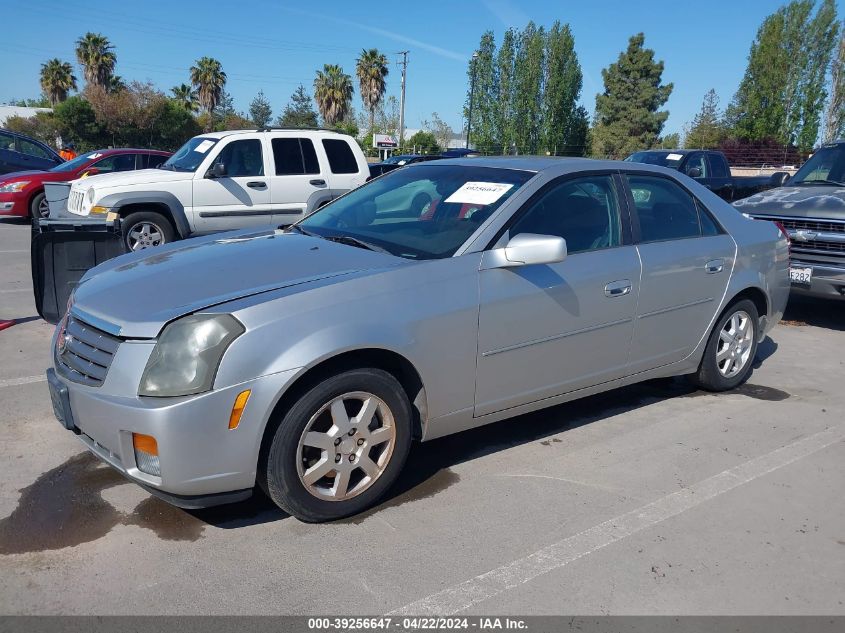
[322,138,358,174]
[272,138,321,175]
[708,153,729,178]
[627,175,702,242]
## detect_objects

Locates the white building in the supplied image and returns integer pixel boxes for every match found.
[0,105,52,127]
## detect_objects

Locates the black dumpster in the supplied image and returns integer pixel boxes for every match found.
[31,217,126,324]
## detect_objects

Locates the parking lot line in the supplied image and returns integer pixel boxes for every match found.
[388,427,843,616]
[0,375,47,388]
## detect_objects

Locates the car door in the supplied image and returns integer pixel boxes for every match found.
[17,137,61,171]
[268,137,327,226]
[624,173,735,373]
[474,173,641,417]
[191,137,273,233]
[0,131,17,173]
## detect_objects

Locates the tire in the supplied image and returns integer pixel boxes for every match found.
[30,191,49,219]
[689,299,759,392]
[122,211,175,251]
[261,368,413,522]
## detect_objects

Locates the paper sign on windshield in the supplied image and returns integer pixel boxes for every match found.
[194,140,214,154]
[666,153,684,161]
[87,153,103,159]
[445,182,514,205]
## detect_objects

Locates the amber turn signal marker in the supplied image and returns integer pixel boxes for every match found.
[132,433,158,456]
[229,390,251,430]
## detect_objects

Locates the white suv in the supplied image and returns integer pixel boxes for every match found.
[64,129,369,250]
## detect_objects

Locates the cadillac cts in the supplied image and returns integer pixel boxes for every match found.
[48,158,789,522]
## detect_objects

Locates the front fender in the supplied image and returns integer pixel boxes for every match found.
[97,190,192,237]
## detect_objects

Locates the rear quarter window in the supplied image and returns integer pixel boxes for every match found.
[322,139,359,174]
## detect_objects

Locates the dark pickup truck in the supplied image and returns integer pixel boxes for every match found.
[733,140,845,301]
[624,149,789,202]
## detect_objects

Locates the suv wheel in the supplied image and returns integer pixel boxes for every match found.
[122,211,175,251]
[261,368,412,522]
[690,299,759,391]
[30,192,49,219]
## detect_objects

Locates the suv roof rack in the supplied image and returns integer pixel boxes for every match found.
[255,126,339,133]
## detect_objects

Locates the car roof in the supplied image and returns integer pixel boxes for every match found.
[198,128,348,140]
[420,155,671,174]
[81,148,171,156]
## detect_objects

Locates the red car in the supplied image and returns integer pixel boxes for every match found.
[0,148,171,219]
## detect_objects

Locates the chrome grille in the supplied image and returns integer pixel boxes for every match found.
[776,218,845,234]
[56,314,121,387]
[751,215,845,258]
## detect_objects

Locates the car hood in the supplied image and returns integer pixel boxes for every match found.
[0,169,48,183]
[70,168,190,190]
[72,229,405,338]
[733,184,845,220]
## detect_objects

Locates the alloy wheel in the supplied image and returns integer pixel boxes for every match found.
[716,310,754,378]
[296,391,396,501]
[126,222,165,251]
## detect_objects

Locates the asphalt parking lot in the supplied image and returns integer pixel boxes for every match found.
[0,216,843,616]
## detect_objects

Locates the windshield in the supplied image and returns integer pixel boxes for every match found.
[161,137,218,172]
[49,152,100,173]
[625,151,684,170]
[791,145,845,185]
[298,164,534,259]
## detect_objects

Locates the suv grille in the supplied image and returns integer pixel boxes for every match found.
[751,215,845,258]
[68,190,84,214]
[776,218,845,234]
[56,314,121,386]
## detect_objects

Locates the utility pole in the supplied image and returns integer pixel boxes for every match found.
[397,51,408,150]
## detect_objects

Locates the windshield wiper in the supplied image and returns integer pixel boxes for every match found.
[285,224,319,237]
[322,235,391,254]
[795,179,845,187]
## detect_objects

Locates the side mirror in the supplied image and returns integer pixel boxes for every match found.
[687,167,702,178]
[770,171,790,187]
[208,163,227,178]
[499,233,567,267]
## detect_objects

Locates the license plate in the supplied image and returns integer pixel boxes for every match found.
[47,369,77,431]
[789,266,812,285]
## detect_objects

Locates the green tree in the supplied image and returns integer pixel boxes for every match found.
[657,132,682,149]
[53,96,109,150]
[39,59,77,106]
[75,32,116,89]
[727,0,839,150]
[591,33,673,158]
[407,130,440,154]
[423,112,454,151]
[190,57,227,131]
[277,84,319,127]
[824,30,845,143]
[512,22,545,154]
[170,84,199,113]
[542,21,583,155]
[496,28,517,154]
[464,31,497,154]
[684,89,726,148]
[356,49,389,133]
[249,89,273,127]
[314,64,353,127]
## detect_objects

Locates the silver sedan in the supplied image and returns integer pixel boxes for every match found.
[48,158,790,521]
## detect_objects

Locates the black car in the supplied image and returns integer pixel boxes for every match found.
[733,140,845,301]
[625,149,788,202]
[0,129,63,175]
[368,154,442,180]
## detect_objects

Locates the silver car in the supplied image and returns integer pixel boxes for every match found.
[47,158,789,522]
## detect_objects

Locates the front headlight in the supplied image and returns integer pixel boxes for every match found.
[86,187,96,202]
[0,181,30,193]
[139,314,244,397]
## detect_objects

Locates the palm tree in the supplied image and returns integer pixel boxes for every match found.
[313,64,353,127]
[75,32,116,88]
[356,49,389,133]
[171,83,199,113]
[190,57,227,131]
[40,58,77,106]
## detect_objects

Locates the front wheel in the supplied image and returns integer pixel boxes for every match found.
[690,299,759,391]
[261,368,412,522]
[30,192,49,219]
[122,211,175,251]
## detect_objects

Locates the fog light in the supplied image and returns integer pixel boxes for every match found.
[228,389,251,430]
[133,433,160,476]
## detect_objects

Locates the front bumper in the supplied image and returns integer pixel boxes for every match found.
[0,193,26,217]
[790,259,845,300]
[49,362,299,505]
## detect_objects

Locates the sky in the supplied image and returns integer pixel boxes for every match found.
[1,0,843,138]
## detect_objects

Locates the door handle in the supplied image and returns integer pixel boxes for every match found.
[246,181,266,189]
[604,280,632,297]
[309,179,326,187]
[705,259,724,274]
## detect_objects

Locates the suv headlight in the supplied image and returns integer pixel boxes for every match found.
[86,187,96,202]
[139,314,244,397]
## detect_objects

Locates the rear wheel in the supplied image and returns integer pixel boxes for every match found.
[261,368,412,522]
[122,211,175,251]
[30,192,49,219]
[690,299,759,391]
